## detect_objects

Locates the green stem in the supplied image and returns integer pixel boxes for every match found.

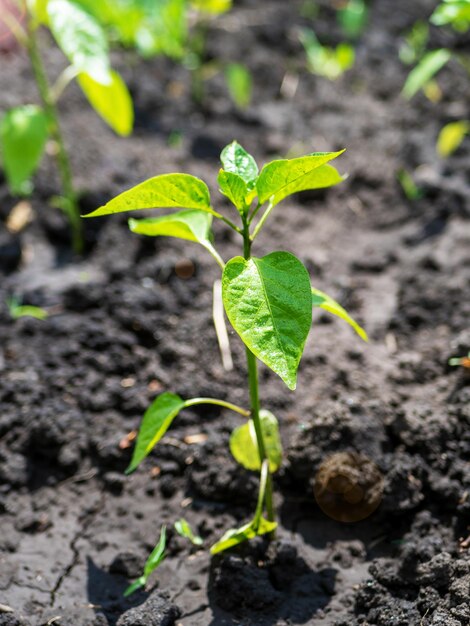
[251,200,274,241]
[184,397,250,417]
[242,217,274,523]
[26,20,83,253]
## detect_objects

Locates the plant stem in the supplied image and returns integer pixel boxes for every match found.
[26,20,83,253]
[242,217,275,523]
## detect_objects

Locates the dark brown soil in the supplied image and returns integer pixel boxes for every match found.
[0,0,469,625]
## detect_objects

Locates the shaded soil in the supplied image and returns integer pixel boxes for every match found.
[0,0,469,624]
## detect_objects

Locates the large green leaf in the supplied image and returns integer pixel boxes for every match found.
[77,70,133,136]
[402,49,451,99]
[126,392,185,473]
[222,252,312,390]
[218,170,249,214]
[257,151,345,207]
[311,287,368,342]
[230,410,282,472]
[220,141,258,186]
[0,105,49,195]
[128,209,221,261]
[47,0,111,84]
[83,174,214,218]
[210,517,277,555]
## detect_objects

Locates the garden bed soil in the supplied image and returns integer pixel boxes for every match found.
[0,0,469,624]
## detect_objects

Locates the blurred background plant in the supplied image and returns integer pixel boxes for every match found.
[401,0,469,158]
[299,0,368,80]
[0,0,134,252]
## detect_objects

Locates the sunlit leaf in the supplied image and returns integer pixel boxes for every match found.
[123,576,146,597]
[128,209,221,261]
[311,287,368,342]
[222,252,312,390]
[431,0,470,31]
[396,169,423,200]
[436,120,469,157]
[83,174,214,218]
[126,393,186,473]
[77,70,133,136]
[225,63,252,109]
[337,0,368,38]
[230,409,282,472]
[402,49,451,99]
[220,141,258,186]
[191,0,232,14]
[0,105,48,195]
[210,517,277,555]
[174,518,203,545]
[218,170,249,214]
[300,29,355,80]
[257,151,345,207]
[47,0,111,84]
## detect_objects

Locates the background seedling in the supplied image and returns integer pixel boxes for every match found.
[174,518,203,546]
[449,352,470,368]
[7,296,48,320]
[124,525,167,597]
[0,0,134,252]
[85,140,367,558]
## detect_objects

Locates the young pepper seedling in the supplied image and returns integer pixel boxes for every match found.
[84,140,368,555]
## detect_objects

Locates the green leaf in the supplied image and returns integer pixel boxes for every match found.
[300,29,355,80]
[128,209,221,263]
[27,0,50,24]
[397,168,423,200]
[311,287,368,342]
[174,518,203,546]
[124,525,167,597]
[210,517,277,555]
[431,0,470,31]
[83,174,214,218]
[230,410,282,472]
[123,576,146,597]
[126,393,186,473]
[47,0,111,84]
[218,170,249,214]
[220,141,258,186]
[402,49,451,99]
[191,0,232,14]
[436,120,469,157]
[144,525,167,577]
[257,151,345,207]
[222,252,312,390]
[0,105,48,195]
[225,63,252,109]
[10,305,48,321]
[77,70,133,136]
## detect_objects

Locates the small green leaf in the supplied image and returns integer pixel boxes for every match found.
[124,526,167,597]
[436,120,469,157]
[77,70,133,136]
[218,170,249,214]
[222,252,312,390]
[83,174,214,218]
[220,141,258,186]
[27,0,49,24]
[126,393,186,473]
[311,287,368,342]
[10,305,48,321]
[257,151,345,207]
[230,410,282,472]
[129,209,222,265]
[225,63,252,109]
[123,576,146,597]
[397,169,423,200]
[191,0,232,13]
[0,105,49,195]
[144,525,167,577]
[210,517,277,555]
[174,518,203,545]
[47,0,111,84]
[402,49,451,99]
